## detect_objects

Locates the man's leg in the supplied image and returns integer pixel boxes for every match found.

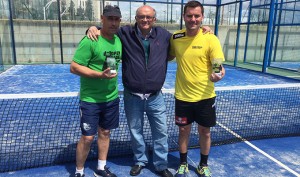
[97,127,110,169]
[173,98,194,176]
[197,125,212,177]
[198,125,211,165]
[94,98,119,177]
[195,97,215,168]
[178,124,192,155]
[195,97,215,177]
[146,92,169,172]
[123,89,147,176]
[93,128,117,177]
[76,135,94,171]
[173,124,192,177]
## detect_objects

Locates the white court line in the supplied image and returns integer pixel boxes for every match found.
[0,92,79,99]
[217,121,300,177]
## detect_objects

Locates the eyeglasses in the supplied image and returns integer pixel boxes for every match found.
[136,15,155,20]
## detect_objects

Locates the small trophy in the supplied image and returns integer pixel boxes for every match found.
[212,58,222,77]
[106,57,116,74]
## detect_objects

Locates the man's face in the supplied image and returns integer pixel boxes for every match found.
[135,7,156,31]
[183,6,203,30]
[101,16,121,35]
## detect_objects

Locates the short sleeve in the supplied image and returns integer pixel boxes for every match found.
[73,36,93,66]
[209,35,225,62]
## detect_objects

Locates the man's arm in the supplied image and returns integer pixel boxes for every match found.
[70,61,116,79]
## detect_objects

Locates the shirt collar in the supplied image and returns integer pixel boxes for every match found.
[137,26,152,40]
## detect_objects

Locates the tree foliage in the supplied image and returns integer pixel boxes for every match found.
[8,0,96,21]
[85,0,93,21]
[76,5,85,20]
[69,0,75,20]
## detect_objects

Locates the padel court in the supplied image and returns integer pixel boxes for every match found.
[0,63,299,177]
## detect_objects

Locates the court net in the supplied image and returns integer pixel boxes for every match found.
[0,83,300,172]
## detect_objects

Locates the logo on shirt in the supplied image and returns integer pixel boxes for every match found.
[175,116,188,124]
[104,51,121,60]
[173,32,185,39]
[192,46,203,49]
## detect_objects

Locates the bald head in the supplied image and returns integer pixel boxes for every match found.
[136,5,156,18]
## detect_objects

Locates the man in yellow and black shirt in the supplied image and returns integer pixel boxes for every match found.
[169,1,225,177]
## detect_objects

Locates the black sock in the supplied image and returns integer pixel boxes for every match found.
[200,153,208,166]
[180,152,188,164]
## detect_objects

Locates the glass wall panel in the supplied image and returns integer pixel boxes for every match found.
[204,6,216,25]
[172,0,182,3]
[218,3,240,63]
[146,0,168,2]
[147,3,168,22]
[167,4,182,25]
[10,0,61,64]
[221,0,237,4]
[202,0,217,5]
[219,4,238,25]
[251,0,270,6]
[279,2,300,24]
[0,0,13,70]
[245,24,267,65]
[235,24,248,64]
[177,0,217,5]
[60,0,106,63]
[106,1,144,23]
[240,1,250,23]
[270,25,300,71]
[250,6,269,23]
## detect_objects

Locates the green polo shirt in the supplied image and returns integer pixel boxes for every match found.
[73,35,122,103]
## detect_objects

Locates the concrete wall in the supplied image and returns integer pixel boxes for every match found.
[0,19,299,64]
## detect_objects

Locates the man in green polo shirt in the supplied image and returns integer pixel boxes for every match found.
[70,5,122,177]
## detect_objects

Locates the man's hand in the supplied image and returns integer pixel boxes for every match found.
[210,72,223,82]
[209,65,225,82]
[87,26,100,41]
[202,26,214,34]
[101,68,117,79]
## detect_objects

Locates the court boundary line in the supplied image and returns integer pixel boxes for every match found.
[217,121,300,177]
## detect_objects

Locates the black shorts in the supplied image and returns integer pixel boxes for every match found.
[175,97,217,127]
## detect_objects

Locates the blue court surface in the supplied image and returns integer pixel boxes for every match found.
[1,137,299,177]
[0,62,299,177]
[0,62,299,94]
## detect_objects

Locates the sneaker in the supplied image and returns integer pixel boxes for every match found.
[197,165,212,177]
[94,166,117,177]
[175,163,189,177]
[75,173,85,177]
